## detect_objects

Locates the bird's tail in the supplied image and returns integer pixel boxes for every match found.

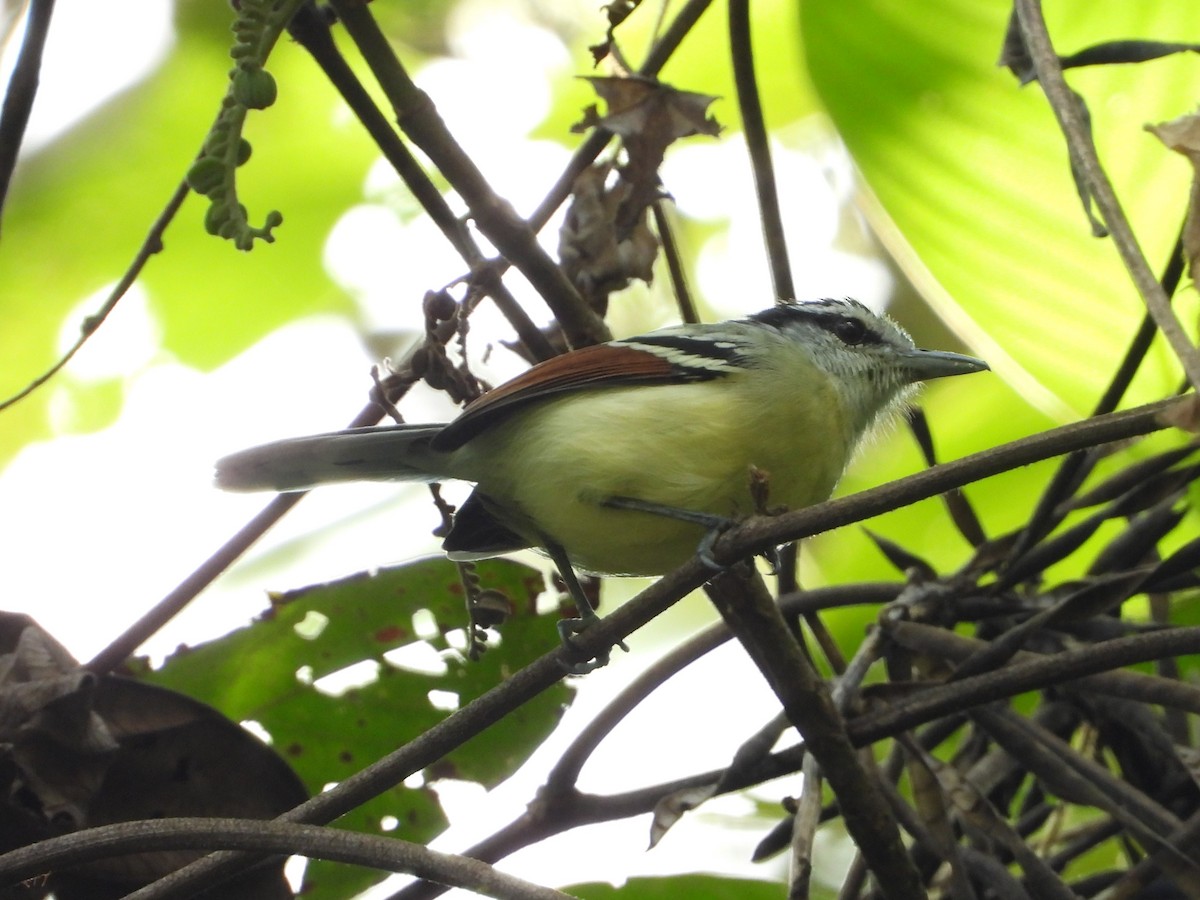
[215,424,448,493]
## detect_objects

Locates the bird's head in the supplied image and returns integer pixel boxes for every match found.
[752,298,988,438]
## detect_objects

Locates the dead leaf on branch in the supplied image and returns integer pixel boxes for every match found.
[0,613,307,899]
[562,77,719,307]
[559,162,658,306]
[1148,112,1200,293]
[588,0,642,66]
[572,75,721,231]
[573,76,721,143]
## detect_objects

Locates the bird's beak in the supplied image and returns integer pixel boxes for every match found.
[901,348,989,382]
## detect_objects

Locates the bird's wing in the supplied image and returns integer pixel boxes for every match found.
[431,332,749,451]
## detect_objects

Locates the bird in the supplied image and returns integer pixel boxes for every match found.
[216,298,987,668]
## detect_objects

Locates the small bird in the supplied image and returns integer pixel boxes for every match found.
[217,299,987,666]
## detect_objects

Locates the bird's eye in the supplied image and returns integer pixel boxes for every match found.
[833,317,868,345]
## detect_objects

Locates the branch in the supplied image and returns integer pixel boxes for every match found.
[851,623,1200,745]
[709,396,1186,564]
[0,817,572,900]
[705,568,926,900]
[728,0,794,302]
[286,4,555,362]
[1013,0,1200,391]
[0,0,56,227]
[327,0,609,348]
[0,180,189,413]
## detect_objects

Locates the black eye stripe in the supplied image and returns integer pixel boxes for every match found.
[829,315,879,345]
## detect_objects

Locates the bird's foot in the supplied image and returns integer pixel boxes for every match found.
[545,541,629,674]
[556,612,629,675]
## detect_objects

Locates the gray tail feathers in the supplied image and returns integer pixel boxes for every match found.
[215,424,448,493]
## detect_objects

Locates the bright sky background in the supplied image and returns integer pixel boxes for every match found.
[0,1,890,895]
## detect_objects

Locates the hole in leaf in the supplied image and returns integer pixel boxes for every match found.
[427,689,459,711]
[293,610,329,640]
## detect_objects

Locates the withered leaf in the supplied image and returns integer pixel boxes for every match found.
[0,613,306,899]
[559,162,658,304]
[572,75,721,145]
[572,77,720,208]
[1148,112,1200,292]
[588,0,642,65]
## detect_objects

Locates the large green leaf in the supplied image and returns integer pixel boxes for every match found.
[143,557,572,900]
[802,1,1200,417]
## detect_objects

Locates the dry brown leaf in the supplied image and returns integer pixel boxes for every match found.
[0,613,306,899]
[558,162,658,306]
[1157,393,1200,433]
[572,76,720,234]
[588,0,642,65]
[1148,112,1200,291]
[573,76,721,143]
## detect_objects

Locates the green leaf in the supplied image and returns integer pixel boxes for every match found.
[802,1,1200,416]
[143,557,572,900]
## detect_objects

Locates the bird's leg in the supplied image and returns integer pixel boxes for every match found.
[545,541,628,674]
[601,496,736,570]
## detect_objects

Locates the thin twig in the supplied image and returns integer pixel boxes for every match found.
[1013,0,1200,390]
[0,180,189,413]
[287,4,554,362]
[728,0,794,302]
[1002,229,1185,566]
[851,623,1200,745]
[328,0,609,348]
[0,0,55,226]
[651,201,699,324]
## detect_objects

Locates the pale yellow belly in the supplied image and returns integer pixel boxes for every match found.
[449,374,850,575]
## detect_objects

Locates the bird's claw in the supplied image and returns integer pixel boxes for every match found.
[696,518,738,571]
[556,614,628,674]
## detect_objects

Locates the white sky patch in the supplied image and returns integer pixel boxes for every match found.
[662,135,893,316]
[0,0,174,151]
[0,316,444,664]
[55,281,160,381]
